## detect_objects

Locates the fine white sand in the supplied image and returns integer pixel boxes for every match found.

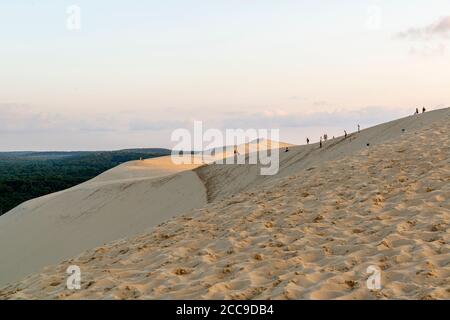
[0,108,449,299]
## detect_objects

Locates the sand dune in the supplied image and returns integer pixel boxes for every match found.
[0,156,208,287]
[0,108,449,299]
[0,140,289,287]
[197,108,450,202]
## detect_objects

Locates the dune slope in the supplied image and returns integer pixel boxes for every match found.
[196,108,450,202]
[1,109,448,299]
[0,141,288,287]
[0,157,207,287]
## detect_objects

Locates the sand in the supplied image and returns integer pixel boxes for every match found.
[0,141,289,287]
[0,156,208,287]
[197,108,450,202]
[0,108,448,299]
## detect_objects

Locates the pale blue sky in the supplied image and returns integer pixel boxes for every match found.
[1,1,450,150]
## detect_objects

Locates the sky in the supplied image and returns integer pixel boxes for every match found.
[1,0,450,150]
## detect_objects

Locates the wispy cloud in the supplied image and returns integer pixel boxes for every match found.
[2,102,444,150]
[0,103,117,134]
[395,16,450,40]
[1,103,434,135]
[220,106,412,130]
[409,43,446,57]
[128,119,188,131]
[0,103,55,133]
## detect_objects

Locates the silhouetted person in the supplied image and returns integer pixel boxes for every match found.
[415,108,419,115]
[422,107,426,113]
[306,137,310,145]
[358,124,360,133]
[344,130,348,139]
[319,137,323,148]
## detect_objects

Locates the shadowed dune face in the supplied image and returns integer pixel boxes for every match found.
[0,108,449,299]
[0,156,208,287]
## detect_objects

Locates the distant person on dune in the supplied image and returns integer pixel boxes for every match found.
[344,130,347,139]
[422,107,426,113]
[319,137,323,148]
[415,108,419,115]
[306,137,310,145]
[358,124,360,133]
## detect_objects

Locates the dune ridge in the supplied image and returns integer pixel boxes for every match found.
[1,109,449,299]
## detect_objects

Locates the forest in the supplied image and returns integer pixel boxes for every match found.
[0,149,171,215]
